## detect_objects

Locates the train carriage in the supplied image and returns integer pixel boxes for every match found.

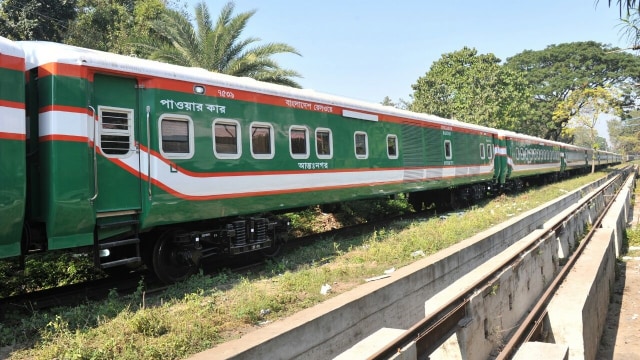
[0,37,26,258]
[499,131,563,188]
[561,143,589,172]
[17,41,501,282]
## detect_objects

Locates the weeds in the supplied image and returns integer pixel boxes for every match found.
[2,172,606,359]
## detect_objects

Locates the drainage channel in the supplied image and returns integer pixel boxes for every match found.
[366,166,634,360]
[190,167,634,360]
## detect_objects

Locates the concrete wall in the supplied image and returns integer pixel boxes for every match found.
[546,229,616,360]
[429,187,609,360]
[543,171,635,360]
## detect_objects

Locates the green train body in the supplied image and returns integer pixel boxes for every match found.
[0,38,622,282]
[0,37,26,258]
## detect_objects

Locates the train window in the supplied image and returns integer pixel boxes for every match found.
[251,122,274,159]
[316,128,333,159]
[213,119,241,159]
[480,144,486,159]
[444,140,452,160]
[159,114,194,159]
[354,131,368,159]
[387,134,398,159]
[488,144,493,159]
[290,126,309,159]
[98,106,134,158]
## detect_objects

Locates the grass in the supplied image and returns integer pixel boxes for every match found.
[624,176,640,257]
[0,252,103,298]
[0,171,613,359]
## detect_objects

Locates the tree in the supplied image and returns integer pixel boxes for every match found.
[505,41,640,140]
[410,47,532,132]
[609,110,640,154]
[618,10,640,49]
[0,0,76,41]
[137,1,302,87]
[65,0,165,54]
[554,87,621,172]
[381,96,410,110]
[599,0,640,15]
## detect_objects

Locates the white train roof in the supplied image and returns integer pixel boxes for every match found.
[17,40,500,135]
[0,36,24,59]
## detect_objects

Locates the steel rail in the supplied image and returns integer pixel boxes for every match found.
[495,167,633,359]
[369,168,630,360]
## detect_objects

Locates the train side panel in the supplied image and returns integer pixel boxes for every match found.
[0,37,26,258]
[503,132,561,181]
[22,44,95,250]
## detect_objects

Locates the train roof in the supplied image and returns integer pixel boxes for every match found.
[0,36,24,60]
[17,40,500,135]
[497,129,589,150]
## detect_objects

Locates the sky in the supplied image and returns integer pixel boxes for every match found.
[192,1,633,142]
[193,0,632,103]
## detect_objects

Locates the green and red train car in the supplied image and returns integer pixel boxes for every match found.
[0,37,622,282]
[0,37,26,259]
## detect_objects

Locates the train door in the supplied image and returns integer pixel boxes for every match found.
[91,74,142,213]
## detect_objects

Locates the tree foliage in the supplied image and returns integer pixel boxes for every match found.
[410,47,532,132]
[0,0,76,41]
[66,0,129,52]
[609,110,640,154]
[381,96,410,110]
[554,87,621,171]
[599,0,640,15]
[136,1,302,87]
[505,41,640,140]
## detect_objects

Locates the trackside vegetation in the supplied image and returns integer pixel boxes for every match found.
[0,171,611,359]
[624,177,640,256]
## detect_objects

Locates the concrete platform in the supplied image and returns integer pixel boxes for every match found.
[334,328,406,360]
[513,342,568,360]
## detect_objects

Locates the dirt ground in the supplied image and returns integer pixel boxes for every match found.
[596,195,640,360]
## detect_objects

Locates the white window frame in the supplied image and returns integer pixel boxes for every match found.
[315,128,333,159]
[488,144,494,159]
[158,114,194,160]
[480,143,486,160]
[289,125,309,160]
[250,121,275,160]
[98,105,134,159]
[444,140,452,160]
[354,131,368,159]
[212,118,242,159]
[387,134,399,159]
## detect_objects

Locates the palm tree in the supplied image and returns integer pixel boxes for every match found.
[139,1,302,87]
[600,0,640,15]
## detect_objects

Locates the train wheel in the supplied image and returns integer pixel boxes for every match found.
[152,229,199,284]
[408,192,424,211]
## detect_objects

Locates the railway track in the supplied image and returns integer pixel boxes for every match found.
[367,166,634,360]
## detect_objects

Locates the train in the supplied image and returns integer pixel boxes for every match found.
[0,37,622,283]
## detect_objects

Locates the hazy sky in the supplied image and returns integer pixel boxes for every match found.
[193,1,632,104]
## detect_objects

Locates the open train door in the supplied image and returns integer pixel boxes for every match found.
[90,73,143,269]
[91,74,142,213]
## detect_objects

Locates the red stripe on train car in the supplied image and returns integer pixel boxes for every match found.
[0,132,26,140]
[39,134,87,143]
[39,104,91,114]
[0,53,24,71]
[0,99,25,109]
